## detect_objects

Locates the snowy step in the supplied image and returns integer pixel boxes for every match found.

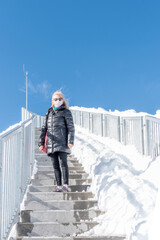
[16,237,125,240]
[36,161,83,167]
[35,152,77,158]
[29,185,91,192]
[26,192,94,201]
[36,170,86,175]
[37,166,84,171]
[36,162,82,169]
[24,200,98,211]
[31,178,92,186]
[35,154,78,162]
[36,160,83,166]
[21,209,103,223]
[34,173,89,180]
[16,221,99,237]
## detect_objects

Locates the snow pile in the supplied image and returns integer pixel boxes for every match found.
[148,182,160,240]
[72,125,160,240]
[70,106,156,117]
[0,121,22,137]
[154,110,160,119]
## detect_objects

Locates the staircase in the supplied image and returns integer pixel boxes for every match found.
[15,128,125,240]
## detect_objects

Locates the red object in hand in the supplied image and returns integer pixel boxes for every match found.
[42,133,47,153]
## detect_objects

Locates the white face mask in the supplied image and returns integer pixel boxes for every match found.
[54,99,63,108]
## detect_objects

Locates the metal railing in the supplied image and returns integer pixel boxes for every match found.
[22,107,160,158]
[21,106,160,158]
[21,107,44,127]
[71,108,160,158]
[0,110,38,240]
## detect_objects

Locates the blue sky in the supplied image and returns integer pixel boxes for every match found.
[0,0,160,132]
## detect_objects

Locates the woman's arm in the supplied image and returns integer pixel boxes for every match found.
[38,113,48,148]
[64,109,75,147]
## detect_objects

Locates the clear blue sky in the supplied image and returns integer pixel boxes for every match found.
[0,0,160,132]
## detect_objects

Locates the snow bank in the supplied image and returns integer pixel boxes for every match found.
[0,121,22,137]
[70,106,160,118]
[72,125,160,239]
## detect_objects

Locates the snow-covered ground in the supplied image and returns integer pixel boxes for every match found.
[72,125,160,240]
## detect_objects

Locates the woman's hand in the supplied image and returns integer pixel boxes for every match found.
[39,145,44,151]
[68,144,73,149]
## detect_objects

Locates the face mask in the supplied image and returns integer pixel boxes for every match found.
[54,100,63,108]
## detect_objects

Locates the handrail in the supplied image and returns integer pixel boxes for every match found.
[0,114,37,240]
[0,116,35,139]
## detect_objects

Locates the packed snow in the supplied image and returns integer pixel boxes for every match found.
[0,121,22,137]
[72,125,160,240]
[70,106,160,118]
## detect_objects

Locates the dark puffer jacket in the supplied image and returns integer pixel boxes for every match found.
[38,105,75,154]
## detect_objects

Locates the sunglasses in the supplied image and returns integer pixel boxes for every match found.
[54,98,63,101]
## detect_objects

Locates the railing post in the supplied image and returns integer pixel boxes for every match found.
[141,117,145,155]
[31,118,35,174]
[101,114,104,137]
[143,116,149,156]
[19,124,24,202]
[119,117,124,144]
[80,111,83,127]
[0,137,3,240]
[118,116,121,142]
[89,113,93,133]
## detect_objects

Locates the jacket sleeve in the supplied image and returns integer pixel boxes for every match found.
[64,109,75,145]
[38,113,48,147]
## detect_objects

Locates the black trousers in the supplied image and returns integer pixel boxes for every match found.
[50,152,69,186]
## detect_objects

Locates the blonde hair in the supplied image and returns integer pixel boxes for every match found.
[52,91,69,109]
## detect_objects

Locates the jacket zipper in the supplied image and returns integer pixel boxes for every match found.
[51,111,53,151]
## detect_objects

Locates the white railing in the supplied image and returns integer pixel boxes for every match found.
[22,107,160,158]
[0,109,38,240]
[21,107,44,127]
[21,106,160,158]
[71,108,160,158]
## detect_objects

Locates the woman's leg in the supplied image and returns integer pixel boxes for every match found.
[58,152,69,185]
[50,152,62,186]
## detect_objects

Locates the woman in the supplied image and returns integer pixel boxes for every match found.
[39,91,75,192]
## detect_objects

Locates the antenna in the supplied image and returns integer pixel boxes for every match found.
[23,64,28,111]
[26,71,28,111]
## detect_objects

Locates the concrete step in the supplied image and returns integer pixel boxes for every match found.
[24,200,98,210]
[35,152,77,158]
[31,178,92,186]
[35,154,78,162]
[16,237,125,240]
[29,185,91,192]
[35,159,79,165]
[36,170,86,175]
[21,209,103,223]
[36,171,86,176]
[37,167,84,172]
[34,173,89,180]
[17,232,123,239]
[26,192,95,201]
[36,161,83,167]
[16,222,99,237]
[36,162,82,169]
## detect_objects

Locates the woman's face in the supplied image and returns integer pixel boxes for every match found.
[53,94,63,108]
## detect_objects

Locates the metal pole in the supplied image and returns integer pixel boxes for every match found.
[26,72,28,111]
